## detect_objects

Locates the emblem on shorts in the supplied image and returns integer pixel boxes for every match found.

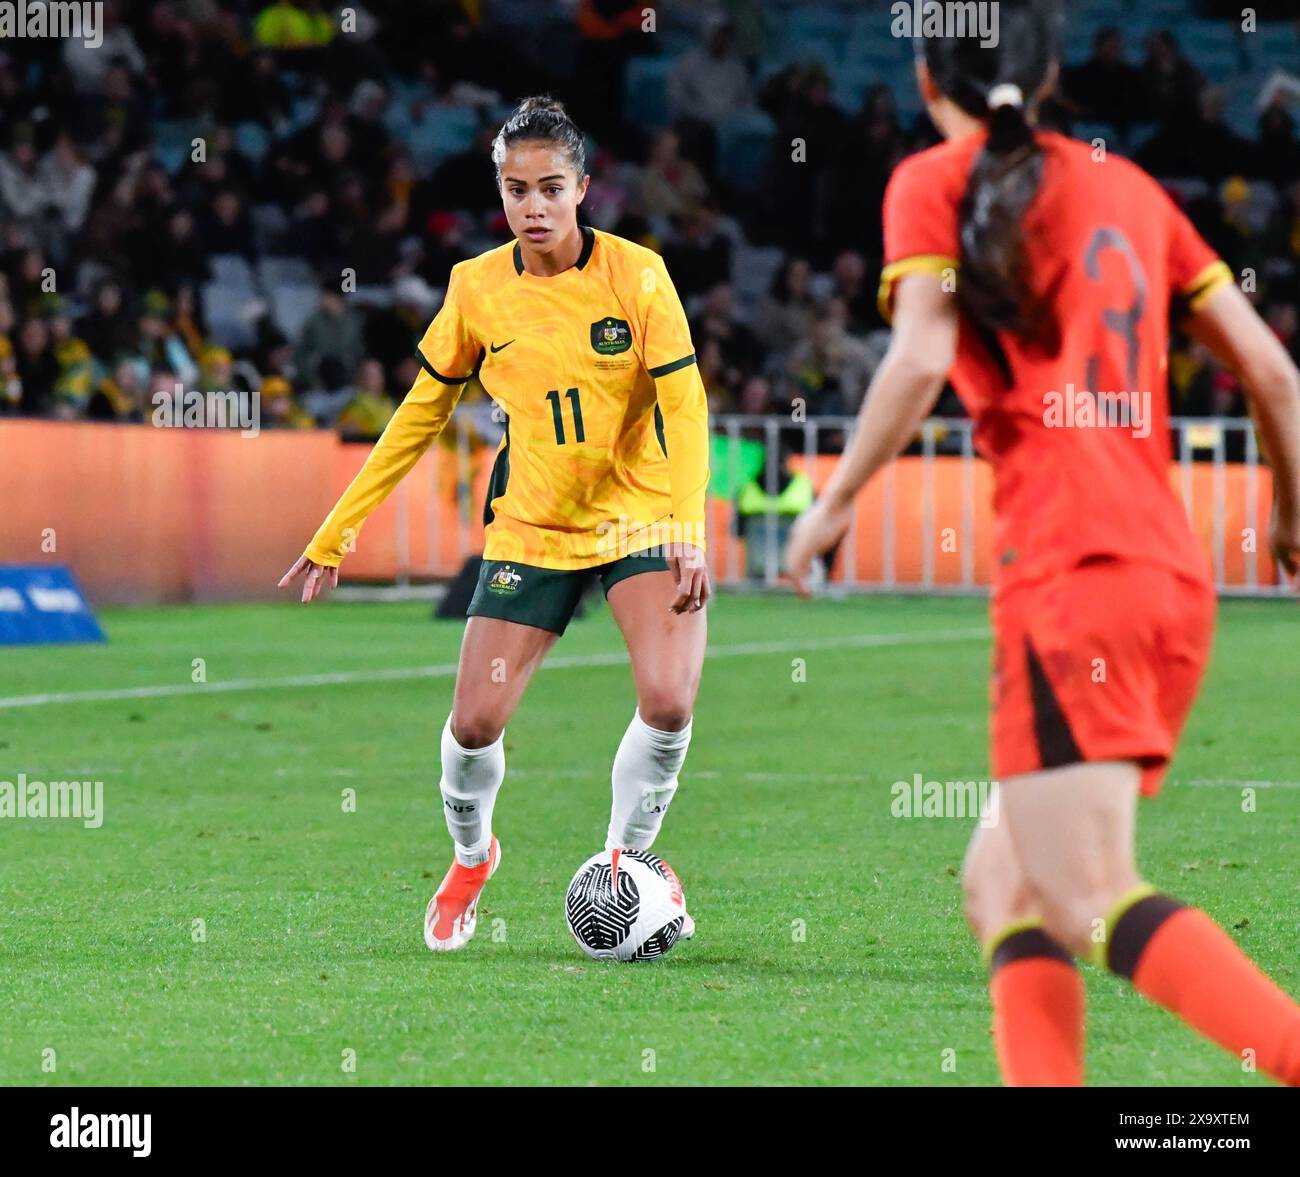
[487,565,523,595]
[590,316,631,355]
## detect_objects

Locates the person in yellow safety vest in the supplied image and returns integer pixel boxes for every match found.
[735,456,814,581]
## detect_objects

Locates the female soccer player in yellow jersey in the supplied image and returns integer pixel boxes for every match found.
[279,97,711,951]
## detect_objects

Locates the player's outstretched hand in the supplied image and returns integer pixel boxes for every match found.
[666,543,710,614]
[785,499,852,599]
[278,554,339,604]
[1270,499,1300,580]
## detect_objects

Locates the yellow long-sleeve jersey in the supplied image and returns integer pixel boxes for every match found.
[305,226,710,570]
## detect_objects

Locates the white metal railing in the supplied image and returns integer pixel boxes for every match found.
[705,414,1288,596]
[387,414,1288,598]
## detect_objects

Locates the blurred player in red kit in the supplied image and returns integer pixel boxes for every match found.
[787,0,1300,1085]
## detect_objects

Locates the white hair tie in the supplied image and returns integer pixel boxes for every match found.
[986,84,1024,111]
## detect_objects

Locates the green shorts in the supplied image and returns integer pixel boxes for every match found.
[467,553,670,635]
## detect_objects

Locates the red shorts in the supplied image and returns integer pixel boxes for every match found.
[991,559,1216,797]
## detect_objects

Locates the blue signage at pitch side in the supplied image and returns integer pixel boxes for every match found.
[0,566,106,645]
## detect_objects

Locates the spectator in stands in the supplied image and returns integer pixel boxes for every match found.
[261,375,316,429]
[0,331,18,410]
[284,188,345,268]
[336,358,396,441]
[785,297,878,417]
[755,256,815,356]
[573,0,645,143]
[1265,301,1300,365]
[80,278,137,367]
[202,189,258,261]
[3,247,47,318]
[253,0,335,51]
[696,335,734,413]
[581,150,633,232]
[62,1,145,93]
[639,129,709,220]
[0,127,45,241]
[669,17,752,129]
[1140,31,1204,126]
[428,124,500,218]
[762,64,848,262]
[830,250,879,336]
[137,209,211,296]
[13,316,58,415]
[136,290,199,383]
[692,282,762,394]
[1062,28,1142,131]
[1256,99,1300,187]
[366,274,438,379]
[85,356,148,422]
[661,202,732,301]
[40,295,93,409]
[667,15,753,179]
[294,280,365,392]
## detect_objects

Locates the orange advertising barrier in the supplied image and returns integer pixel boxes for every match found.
[0,421,1279,604]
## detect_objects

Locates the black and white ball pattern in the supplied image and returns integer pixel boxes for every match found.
[565,848,686,962]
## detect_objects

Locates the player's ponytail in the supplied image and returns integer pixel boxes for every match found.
[921,0,1062,346]
[492,95,587,184]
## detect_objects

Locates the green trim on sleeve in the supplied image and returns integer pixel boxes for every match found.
[417,348,473,385]
[648,352,697,379]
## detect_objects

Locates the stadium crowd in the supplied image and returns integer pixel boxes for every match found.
[2,0,1300,444]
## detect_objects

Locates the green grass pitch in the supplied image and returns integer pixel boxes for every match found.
[1,592,1296,1086]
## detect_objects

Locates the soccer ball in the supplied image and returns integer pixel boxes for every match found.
[565,848,686,961]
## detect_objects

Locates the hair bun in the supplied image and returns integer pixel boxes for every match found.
[516,95,567,118]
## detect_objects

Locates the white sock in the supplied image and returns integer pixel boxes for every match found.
[606,710,691,851]
[439,714,504,866]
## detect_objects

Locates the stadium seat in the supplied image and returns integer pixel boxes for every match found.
[768,33,843,72]
[834,63,882,114]
[716,109,776,191]
[209,253,257,293]
[1190,44,1248,79]
[201,283,260,349]
[624,56,675,128]
[270,283,321,341]
[398,105,479,175]
[1073,121,1121,150]
[783,10,847,43]
[731,244,785,306]
[257,255,315,292]
[1254,23,1300,65]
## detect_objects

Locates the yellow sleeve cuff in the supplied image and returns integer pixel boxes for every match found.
[1181,261,1234,313]
[877,254,959,324]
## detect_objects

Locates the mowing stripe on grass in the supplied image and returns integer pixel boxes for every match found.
[0,627,987,710]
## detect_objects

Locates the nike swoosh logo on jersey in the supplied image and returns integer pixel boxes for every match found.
[490,340,515,353]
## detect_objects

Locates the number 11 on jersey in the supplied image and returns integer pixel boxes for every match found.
[546,387,585,445]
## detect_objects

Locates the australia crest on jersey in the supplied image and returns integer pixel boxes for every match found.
[590,316,632,355]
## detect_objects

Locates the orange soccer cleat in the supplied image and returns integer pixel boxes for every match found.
[424,837,502,952]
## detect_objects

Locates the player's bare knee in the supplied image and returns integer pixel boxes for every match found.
[1037,890,1108,957]
[638,691,693,732]
[962,850,1030,943]
[450,712,504,749]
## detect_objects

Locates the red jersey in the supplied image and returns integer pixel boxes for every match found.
[879,130,1233,593]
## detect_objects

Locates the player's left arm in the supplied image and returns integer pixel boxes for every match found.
[642,253,711,613]
[785,274,956,596]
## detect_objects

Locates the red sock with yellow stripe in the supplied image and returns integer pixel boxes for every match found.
[985,921,1085,1086]
[1102,886,1300,1086]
